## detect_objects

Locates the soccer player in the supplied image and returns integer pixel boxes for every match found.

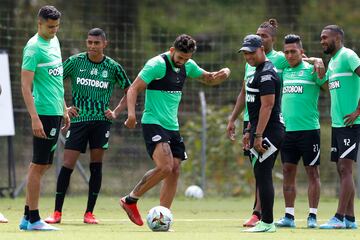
[239,34,284,233]
[19,5,69,231]
[120,34,230,226]
[45,28,131,225]
[319,25,360,229]
[275,34,326,228]
[227,18,288,227]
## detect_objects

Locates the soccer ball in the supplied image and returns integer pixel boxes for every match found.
[185,185,204,199]
[146,206,173,232]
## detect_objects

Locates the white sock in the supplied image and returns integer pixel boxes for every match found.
[129,191,140,199]
[285,207,295,216]
[309,208,317,215]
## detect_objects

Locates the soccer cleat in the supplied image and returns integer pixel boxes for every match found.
[243,221,276,233]
[84,212,99,224]
[45,211,62,224]
[275,216,296,228]
[119,197,143,226]
[243,214,260,227]
[19,217,29,230]
[344,218,358,229]
[0,213,8,223]
[319,216,346,229]
[307,216,318,228]
[27,219,60,231]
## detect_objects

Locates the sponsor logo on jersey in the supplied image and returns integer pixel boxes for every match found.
[260,74,272,82]
[246,94,255,102]
[102,70,108,78]
[152,135,162,142]
[283,85,303,94]
[328,80,340,90]
[90,68,98,75]
[48,66,63,76]
[76,77,109,89]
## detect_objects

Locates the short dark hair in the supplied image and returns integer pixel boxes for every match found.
[173,34,197,53]
[323,25,344,41]
[284,34,303,48]
[258,18,278,37]
[88,28,106,40]
[38,5,61,20]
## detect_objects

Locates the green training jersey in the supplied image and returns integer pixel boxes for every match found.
[22,33,64,116]
[63,52,131,123]
[139,52,204,130]
[326,47,360,127]
[282,61,326,131]
[243,50,288,121]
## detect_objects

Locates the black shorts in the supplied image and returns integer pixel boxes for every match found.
[142,124,187,160]
[32,115,62,165]
[331,125,360,162]
[281,129,320,166]
[65,121,111,153]
[243,121,250,157]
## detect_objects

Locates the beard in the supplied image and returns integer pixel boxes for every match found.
[171,55,182,68]
[323,41,336,55]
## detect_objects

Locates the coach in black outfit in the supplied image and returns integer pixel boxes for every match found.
[239,34,284,232]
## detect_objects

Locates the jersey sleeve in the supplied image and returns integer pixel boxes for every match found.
[259,72,276,96]
[115,63,131,89]
[185,59,204,78]
[275,52,289,71]
[62,56,74,80]
[347,50,360,72]
[22,44,38,72]
[138,56,166,84]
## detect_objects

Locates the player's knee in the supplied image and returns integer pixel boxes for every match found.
[338,164,352,177]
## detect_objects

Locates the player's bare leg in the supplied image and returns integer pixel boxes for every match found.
[336,159,354,216]
[160,158,181,208]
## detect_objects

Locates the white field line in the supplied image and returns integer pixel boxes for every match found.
[60,218,328,222]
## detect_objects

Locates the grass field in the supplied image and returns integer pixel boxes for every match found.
[1,195,359,240]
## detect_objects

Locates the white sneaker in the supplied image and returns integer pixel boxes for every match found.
[0,212,8,223]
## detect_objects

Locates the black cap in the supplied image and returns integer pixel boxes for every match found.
[238,34,262,53]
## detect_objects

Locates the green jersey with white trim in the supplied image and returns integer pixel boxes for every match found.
[63,52,131,123]
[282,61,326,131]
[22,33,64,116]
[326,47,360,127]
[139,52,204,130]
[243,50,288,121]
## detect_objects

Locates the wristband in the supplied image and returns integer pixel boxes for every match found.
[254,133,263,138]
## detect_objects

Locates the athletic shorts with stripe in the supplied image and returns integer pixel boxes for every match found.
[281,129,320,166]
[142,124,187,160]
[32,115,62,165]
[331,125,360,162]
[65,121,111,153]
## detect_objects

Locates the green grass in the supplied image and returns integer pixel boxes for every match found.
[1,196,360,240]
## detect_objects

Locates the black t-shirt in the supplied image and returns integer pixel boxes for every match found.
[246,61,283,132]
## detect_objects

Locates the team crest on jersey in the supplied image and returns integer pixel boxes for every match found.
[90,68,98,75]
[298,71,304,77]
[50,128,57,137]
[102,70,108,78]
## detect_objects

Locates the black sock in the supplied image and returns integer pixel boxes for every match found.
[335,213,344,221]
[285,213,295,220]
[29,209,40,223]
[125,195,139,204]
[252,210,261,219]
[86,162,102,213]
[345,215,355,222]
[309,213,316,219]
[24,205,29,220]
[55,166,74,212]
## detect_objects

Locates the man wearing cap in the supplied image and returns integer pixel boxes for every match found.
[240,34,284,233]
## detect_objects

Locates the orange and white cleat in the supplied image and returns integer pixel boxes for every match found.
[45,211,62,224]
[84,212,99,224]
[243,214,260,227]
